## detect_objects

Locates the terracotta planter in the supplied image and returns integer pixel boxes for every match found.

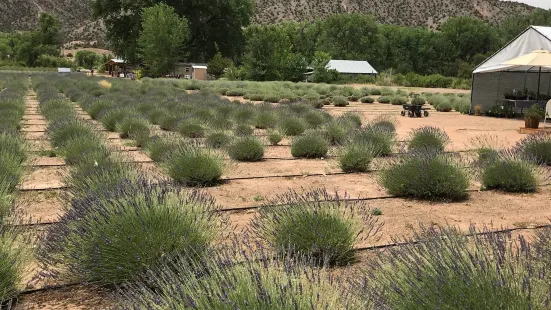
[525,117,540,129]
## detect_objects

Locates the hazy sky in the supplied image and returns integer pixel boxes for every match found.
[502,0,551,9]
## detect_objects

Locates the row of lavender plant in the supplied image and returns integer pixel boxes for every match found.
[21,74,551,309]
[0,73,31,308]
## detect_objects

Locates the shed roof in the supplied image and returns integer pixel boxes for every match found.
[109,58,126,64]
[327,60,378,74]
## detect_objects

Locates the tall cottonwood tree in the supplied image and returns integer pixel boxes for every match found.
[138,4,188,77]
[92,0,253,63]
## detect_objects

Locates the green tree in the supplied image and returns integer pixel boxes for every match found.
[207,52,234,79]
[92,0,253,63]
[281,53,308,82]
[138,4,189,77]
[317,14,380,67]
[312,51,338,83]
[75,50,100,68]
[440,17,499,62]
[243,25,293,81]
[37,13,62,46]
[500,9,551,42]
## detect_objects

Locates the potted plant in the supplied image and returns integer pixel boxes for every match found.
[524,104,544,129]
[474,104,483,116]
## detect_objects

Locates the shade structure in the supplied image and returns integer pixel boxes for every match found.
[501,50,551,98]
[503,50,551,67]
[471,26,551,112]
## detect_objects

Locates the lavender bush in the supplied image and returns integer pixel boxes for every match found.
[38,180,223,285]
[481,151,539,193]
[251,189,379,266]
[379,150,469,201]
[354,225,551,309]
[116,247,354,309]
[515,133,551,165]
[408,126,450,152]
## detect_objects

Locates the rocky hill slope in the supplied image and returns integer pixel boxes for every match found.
[0,0,535,45]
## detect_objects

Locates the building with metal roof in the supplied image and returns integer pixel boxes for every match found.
[326,60,378,75]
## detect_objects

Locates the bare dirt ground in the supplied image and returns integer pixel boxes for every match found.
[15,87,551,309]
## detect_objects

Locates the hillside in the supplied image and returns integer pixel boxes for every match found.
[0,0,536,46]
[253,0,535,28]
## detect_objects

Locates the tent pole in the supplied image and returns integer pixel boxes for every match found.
[496,71,501,102]
[537,66,542,100]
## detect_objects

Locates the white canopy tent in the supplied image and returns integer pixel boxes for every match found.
[471,26,551,112]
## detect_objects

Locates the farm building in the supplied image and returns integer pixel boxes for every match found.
[173,63,208,80]
[472,26,551,113]
[106,58,135,77]
[305,60,378,81]
[326,60,378,75]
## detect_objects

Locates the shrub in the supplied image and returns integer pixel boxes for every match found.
[167,145,224,186]
[0,228,26,307]
[427,94,449,109]
[117,250,348,309]
[61,137,110,166]
[515,134,551,165]
[100,109,126,131]
[453,97,471,114]
[352,127,395,156]
[370,88,382,95]
[436,101,453,112]
[348,95,359,102]
[38,181,222,285]
[324,120,351,145]
[319,98,331,106]
[291,133,329,158]
[146,136,177,162]
[379,151,469,201]
[355,225,550,309]
[360,96,375,103]
[254,111,277,129]
[87,100,112,120]
[205,132,231,149]
[408,126,449,152]
[279,118,306,136]
[158,114,179,131]
[117,118,149,139]
[226,89,245,96]
[380,87,395,96]
[390,96,408,105]
[48,119,96,149]
[339,113,362,128]
[268,131,283,146]
[371,117,396,133]
[304,111,327,128]
[411,96,426,105]
[67,158,139,200]
[178,121,205,138]
[251,190,377,266]
[234,124,253,136]
[228,137,264,162]
[332,96,348,107]
[338,143,376,173]
[481,153,538,193]
[377,96,391,104]
[248,93,265,101]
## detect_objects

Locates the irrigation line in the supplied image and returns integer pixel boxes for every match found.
[353,223,551,252]
[16,223,551,297]
[14,183,551,228]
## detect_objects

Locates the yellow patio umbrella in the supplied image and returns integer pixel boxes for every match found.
[502,50,551,98]
[503,49,551,67]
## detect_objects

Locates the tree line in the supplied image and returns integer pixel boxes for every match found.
[2,0,551,84]
[91,0,550,82]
